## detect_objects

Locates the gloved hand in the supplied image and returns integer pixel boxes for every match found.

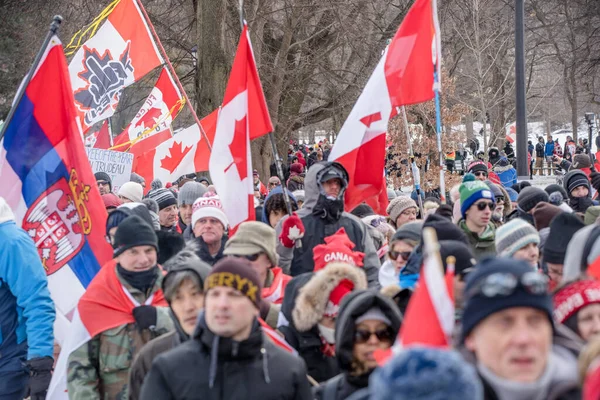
[26,356,54,400]
[133,305,157,330]
[591,171,600,192]
[279,213,305,248]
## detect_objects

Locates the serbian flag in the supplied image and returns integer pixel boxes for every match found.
[0,37,112,346]
[328,0,441,215]
[209,23,273,230]
[133,109,218,185]
[69,0,163,133]
[84,119,112,149]
[47,260,168,399]
[112,68,182,156]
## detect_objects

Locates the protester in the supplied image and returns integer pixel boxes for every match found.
[95,171,112,194]
[292,190,305,208]
[535,136,545,175]
[509,186,549,224]
[118,181,143,203]
[287,162,305,192]
[198,177,210,187]
[564,170,595,213]
[422,197,440,217]
[277,161,380,286]
[177,181,207,237]
[461,258,580,400]
[545,136,555,175]
[191,196,229,266]
[268,176,282,191]
[532,202,563,254]
[262,186,298,228]
[313,291,402,400]
[386,196,418,229]
[128,248,211,399]
[554,279,600,343]
[467,160,489,181]
[484,181,511,226]
[0,198,55,399]
[147,188,179,232]
[495,218,540,268]
[543,213,585,289]
[378,221,422,287]
[140,258,313,399]
[102,192,122,213]
[130,172,146,189]
[254,170,268,198]
[224,221,291,327]
[457,174,497,259]
[67,216,174,399]
[493,157,517,188]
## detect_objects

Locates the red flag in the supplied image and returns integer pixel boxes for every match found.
[209,23,273,230]
[85,120,112,149]
[328,0,440,215]
[258,318,297,355]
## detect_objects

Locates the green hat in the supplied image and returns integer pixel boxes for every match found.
[459,174,495,218]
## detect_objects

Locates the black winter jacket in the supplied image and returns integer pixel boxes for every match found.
[192,235,227,266]
[140,315,312,400]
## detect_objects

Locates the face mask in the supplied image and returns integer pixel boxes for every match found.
[318,323,336,344]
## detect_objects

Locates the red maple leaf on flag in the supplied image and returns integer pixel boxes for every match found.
[225,116,248,181]
[160,141,192,173]
[135,106,163,130]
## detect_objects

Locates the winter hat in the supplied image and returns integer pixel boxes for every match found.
[102,193,122,209]
[177,181,207,206]
[572,154,592,169]
[291,190,305,204]
[467,160,488,175]
[151,178,163,190]
[543,212,585,264]
[191,196,228,229]
[422,213,469,244]
[495,218,540,257]
[548,191,565,206]
[369,346,483,400]
[142,198,159,214]
[439,240,476,276]
[162,248,212,301]
[205,258,262,308]
[106,208,131,235]
[392,221,423,244]
[517,186,549,213]
[545,184,569,201]
[505,187,519,202]
[355,307,392,326]
[585,206,600,225]
[351,203,375,219]
[224,221,278,266]
[564,170,591,195]
[553,279,600,324]
[118,202,155,229]
[198,177,210,186]
[387,188,398,201]
[147,188,177,211]
[313,227,365,271]
[387,196,418,224]
[484,181,504,200]
[118,181,143,203]
[113,215,158,257]
[290,162,303,174]
[94,172,112,191]
[532,202,563,230]
[461,257,553,343]
[129,172,145,185]
[459,174,495,218]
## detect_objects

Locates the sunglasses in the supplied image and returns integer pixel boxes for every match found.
[97,181,109,186]
[354,327,394,344]
[388,250,411,261]
[233,253,262,262]
[495,196,505,203]
[474,171,487,177]
[370,216,387,228]
[476,201,495,211]
[466,271,548,299]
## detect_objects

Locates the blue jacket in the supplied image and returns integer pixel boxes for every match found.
[0,212,55,374]
[494,160,518,188]
[545,142,555,156]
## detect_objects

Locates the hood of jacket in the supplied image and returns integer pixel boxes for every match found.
[261,185,298,224]
[334,290,401,371]
[303,161,349,215]
[162,242,212,291]
[0,197,15,225]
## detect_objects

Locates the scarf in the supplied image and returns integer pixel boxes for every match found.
[117,264,159,294]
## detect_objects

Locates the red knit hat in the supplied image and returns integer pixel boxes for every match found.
[313,228,365,272]
[102,193,122,209]
[324,279,354,317]
[553,279,600,324]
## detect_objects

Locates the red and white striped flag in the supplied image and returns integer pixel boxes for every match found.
[258,318,297,355]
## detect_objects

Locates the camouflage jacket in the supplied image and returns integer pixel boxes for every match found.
[67,267,173,400]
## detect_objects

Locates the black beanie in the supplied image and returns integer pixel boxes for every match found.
[543,213,585,264]
[545,184,568,201]
[517,187,549,213]
[439,240,476,276]
[423,214,469,244]
[461,258,553,343]
[351,204,375,219]
[205,258,263,309]
[564,170,590,196]
[95,172,112,191]
[113,215,158,257]
[147,188,177,211]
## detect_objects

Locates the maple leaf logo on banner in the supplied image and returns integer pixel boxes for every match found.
[161,141,192,173]
[225,117,248,180]
[134,106,162,131]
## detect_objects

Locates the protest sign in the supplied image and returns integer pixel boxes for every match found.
[85,148,134,193]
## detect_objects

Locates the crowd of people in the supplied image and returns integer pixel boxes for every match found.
[6,137,600,399]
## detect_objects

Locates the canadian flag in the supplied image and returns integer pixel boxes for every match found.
[133,109,218,185]
[84,119,112,149]
[328,0,441,215]
[209,23,273,230]
[69,0,163,133]
[112,67,182,157]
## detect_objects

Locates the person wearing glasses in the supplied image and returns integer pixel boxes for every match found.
[495,219,541,268]
[95,171,112,195]
[313,290,401,400]
[386,196,418,229]
[466,160,489,182]
[457,174,497,260]
[378,221,422,287]
[461,258,580,400]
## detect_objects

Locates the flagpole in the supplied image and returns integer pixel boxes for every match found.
[135,0,212,151]
[107,118,114,147]
[399,106,424,217]
[0,16,63,142]
[434,75,446,204]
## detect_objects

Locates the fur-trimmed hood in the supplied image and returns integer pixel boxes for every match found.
[292,262,368,332]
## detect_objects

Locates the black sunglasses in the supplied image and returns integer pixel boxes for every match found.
[476,201,495,211]
[233,253,262,262]
[354,328,394,344]
[474,171,487,177]
[466,271,548,299]
[389,250,411,261]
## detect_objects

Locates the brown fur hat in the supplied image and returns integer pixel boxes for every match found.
[292,262,367,332]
